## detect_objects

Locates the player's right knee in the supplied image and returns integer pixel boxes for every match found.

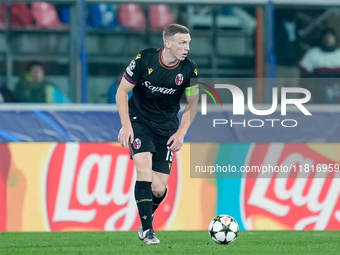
[135,167,153,181]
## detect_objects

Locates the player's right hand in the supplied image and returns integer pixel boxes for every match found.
[118,125,134,149]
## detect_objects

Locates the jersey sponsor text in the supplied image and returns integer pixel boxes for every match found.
[142,81,177,95]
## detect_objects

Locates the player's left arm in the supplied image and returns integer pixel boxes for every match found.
[167,85,199,152]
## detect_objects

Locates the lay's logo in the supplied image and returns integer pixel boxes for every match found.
[45,143,180,231]
[242,143,340,230]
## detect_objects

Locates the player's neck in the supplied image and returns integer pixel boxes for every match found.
[161,48,179,67]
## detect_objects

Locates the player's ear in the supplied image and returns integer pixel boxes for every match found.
[165,40,171,49]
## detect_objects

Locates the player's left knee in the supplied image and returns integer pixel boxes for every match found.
[151,185,166,198]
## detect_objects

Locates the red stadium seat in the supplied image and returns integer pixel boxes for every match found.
[11,3,34,28]
[0,3,6,28]
[31,2,68,29]
[149,4,174,31]
[118,4,146,31]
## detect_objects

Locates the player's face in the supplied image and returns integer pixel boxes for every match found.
[169,33,191,61]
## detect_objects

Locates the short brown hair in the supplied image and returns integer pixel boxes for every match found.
[163,24,190,43]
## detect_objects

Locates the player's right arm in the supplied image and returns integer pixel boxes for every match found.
[116,77,134,148]
[117,50,145,148]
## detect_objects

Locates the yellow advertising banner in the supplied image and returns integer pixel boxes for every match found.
[2,143,215,232]
[2,142,339,232]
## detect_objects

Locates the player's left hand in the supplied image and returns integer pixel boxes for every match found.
[167,132,184,152]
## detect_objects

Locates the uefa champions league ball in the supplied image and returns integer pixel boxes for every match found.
[208,215,239,245]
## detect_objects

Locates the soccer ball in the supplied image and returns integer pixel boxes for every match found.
[208,214,239,245]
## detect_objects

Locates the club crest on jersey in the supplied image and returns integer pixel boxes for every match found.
[133,138,141,149]
[175,73,184,86]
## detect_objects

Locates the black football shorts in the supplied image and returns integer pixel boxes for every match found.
[128,118,175,175]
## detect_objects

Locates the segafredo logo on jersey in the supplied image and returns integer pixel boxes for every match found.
[142,81,177,95]
[200,83,312,128]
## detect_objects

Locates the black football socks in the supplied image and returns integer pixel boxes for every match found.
[135,181,153,231]
[152,188,167,214]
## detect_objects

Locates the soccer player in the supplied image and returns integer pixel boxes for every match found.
[116,24,199,245]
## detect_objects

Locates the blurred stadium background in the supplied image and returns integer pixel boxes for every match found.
[0,0,340,236]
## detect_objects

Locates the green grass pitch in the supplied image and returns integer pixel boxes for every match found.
[0,231,339,254]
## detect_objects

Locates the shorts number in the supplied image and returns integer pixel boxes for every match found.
[166,151,174,162]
